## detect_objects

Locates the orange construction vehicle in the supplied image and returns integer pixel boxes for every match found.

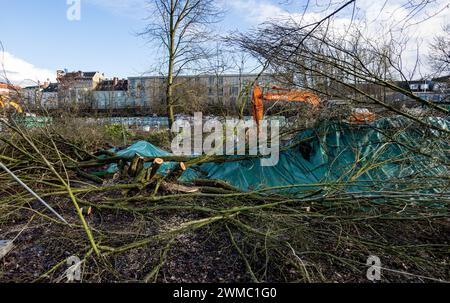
[251,83,320,129]
[348,108,376,124]
[251,83,375,128]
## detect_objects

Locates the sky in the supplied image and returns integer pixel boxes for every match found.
[0,0,448,87]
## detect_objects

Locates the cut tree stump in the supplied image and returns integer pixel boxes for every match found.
[148,158,164,181]
[129,156,145,177]
[166,162,187,180]
[134,158,165,184]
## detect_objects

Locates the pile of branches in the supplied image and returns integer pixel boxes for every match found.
[0,119,449,283]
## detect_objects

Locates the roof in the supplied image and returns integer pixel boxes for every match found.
[127,73,274,80]
[42,83,58,93]
[432,75,450,82]
[58,71,101,81]
[394,75,450,86]
[83,72,98,78]
[23,85,42,90]
[0,83,21,91]
[96,79,128,91]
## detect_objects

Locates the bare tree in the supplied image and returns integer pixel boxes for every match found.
[230,5,449,132]
[139,0,224,130]
[429,24,450,75]
[175,77,208,114]
[206,42,233,115]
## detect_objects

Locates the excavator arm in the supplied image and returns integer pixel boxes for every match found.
[251,84,375,128]
[251,83,320,128]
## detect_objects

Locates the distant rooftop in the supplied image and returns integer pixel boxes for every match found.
[57,70,103,81]
[127,73,272,80]
[0,82,21,91]
[432,74,450,82]
[96,78,128,91]
[43,83,58,93]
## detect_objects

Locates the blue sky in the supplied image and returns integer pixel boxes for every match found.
[0,0,192,80]
[0,0,448,86]
[0,0,267,85]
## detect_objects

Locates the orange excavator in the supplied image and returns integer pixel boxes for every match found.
[251,83,320,129]
[251,83,375,128]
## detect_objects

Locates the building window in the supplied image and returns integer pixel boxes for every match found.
[136,83,142,97]
[141,80,146,98]
[409,84,419,91]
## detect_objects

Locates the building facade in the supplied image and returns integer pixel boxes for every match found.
[127,73,275,114]
[93,78,131,110]
[22,81,58,109]
[41,83,59,109]
[23,85,43,108]
[56,70,105,106]
[394,76,449,104]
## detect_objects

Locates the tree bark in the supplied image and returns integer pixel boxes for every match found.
[166,0,176,132]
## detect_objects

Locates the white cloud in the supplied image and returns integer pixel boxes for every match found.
[0,52,55,87]
[228,0,450,75]
[355,0,450,76]
[227,0,322,25]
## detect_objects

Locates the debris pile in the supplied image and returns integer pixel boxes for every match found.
[0,118,448,282]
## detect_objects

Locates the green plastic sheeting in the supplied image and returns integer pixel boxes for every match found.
[105,117,449,194]
[14,116,53,128]
[106,141,199,181]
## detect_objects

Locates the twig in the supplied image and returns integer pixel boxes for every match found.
[0,162,68,224]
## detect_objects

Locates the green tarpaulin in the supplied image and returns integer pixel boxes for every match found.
[104,117,449,194]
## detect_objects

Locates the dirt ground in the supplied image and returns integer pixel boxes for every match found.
[1,197,448,283]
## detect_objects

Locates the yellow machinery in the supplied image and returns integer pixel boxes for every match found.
[0,95,23,114]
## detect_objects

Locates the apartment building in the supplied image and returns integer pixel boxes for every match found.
[57,70,104,105]
[93,78,130,110]
[127,73,275,114]
[19,71,278,114]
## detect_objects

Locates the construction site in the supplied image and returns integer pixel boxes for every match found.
[0,0,449,285]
